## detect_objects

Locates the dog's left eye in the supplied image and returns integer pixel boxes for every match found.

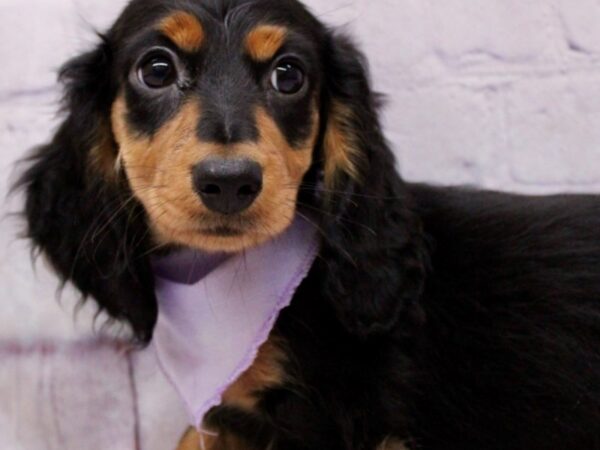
[270,61,305,94]
[138,54,177,89]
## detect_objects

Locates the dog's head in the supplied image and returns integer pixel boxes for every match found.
[20,0,426,343]
[110,0,328,252]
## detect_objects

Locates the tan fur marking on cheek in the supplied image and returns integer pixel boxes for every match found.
[255,106,316,182]
[247,106,316,244]
[111,96,156,190]
[221,338,287,411]
[159,11,205,52]
[323,101,361,187]
[111,96,205,238]
[245,25,287,62]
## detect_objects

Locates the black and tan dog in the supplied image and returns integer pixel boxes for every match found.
[18,0,600,449]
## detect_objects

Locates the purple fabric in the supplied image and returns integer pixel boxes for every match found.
[152,216,320,429]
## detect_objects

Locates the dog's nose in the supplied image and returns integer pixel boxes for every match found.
[192,158,263,215]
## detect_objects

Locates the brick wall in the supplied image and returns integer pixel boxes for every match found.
[3,0,600,194]
[324,0,600,193]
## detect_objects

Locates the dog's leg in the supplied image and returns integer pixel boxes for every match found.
[174,337,283,450]
[176,427,261,450]
[177,428,408,450]
[377,437,409,450]
[175,428,225,450]
[176,428,201,450]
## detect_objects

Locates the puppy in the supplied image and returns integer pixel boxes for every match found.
[18,0,600,449]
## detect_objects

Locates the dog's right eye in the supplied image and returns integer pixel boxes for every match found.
[138,54,177,89]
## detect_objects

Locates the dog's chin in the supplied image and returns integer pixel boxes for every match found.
[152,213,296,254]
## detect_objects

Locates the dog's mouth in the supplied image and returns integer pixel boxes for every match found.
[193,209,259,237]
[148,202,296,253]
[202,226,246,237]
[197,217,254,238]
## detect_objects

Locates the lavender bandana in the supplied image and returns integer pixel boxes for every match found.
[152,216,320,429]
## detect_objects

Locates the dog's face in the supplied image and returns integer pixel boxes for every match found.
[107,0,327,252]
[21,0,419,342]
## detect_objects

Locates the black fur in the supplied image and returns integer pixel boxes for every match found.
[317,33,428,338]
[18,39,158,342]
[17,0,600,448]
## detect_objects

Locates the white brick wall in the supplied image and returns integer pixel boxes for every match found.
[3,0,600,193]
[340,0,600,193]
[1,0,600,448]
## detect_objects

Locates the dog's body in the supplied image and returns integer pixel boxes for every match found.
[17,0,600,448]
[407,186,600,449]
[189,185,600,450]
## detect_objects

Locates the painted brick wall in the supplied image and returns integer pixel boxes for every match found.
[1,0,600,448]
[4,0,600,197]
[342,0,600,193]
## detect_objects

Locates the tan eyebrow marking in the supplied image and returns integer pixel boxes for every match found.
[158,11,205,52]
[245,25,287,62]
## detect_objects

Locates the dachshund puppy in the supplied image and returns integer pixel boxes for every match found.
[18,0,600,449]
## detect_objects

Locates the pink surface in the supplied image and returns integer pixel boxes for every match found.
[0,340,138,450]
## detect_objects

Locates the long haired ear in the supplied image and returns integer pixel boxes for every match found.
[316,33,428,337]
[16,39,157,344]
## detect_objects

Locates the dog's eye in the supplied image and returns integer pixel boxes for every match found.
[270,62,305,94]
[138,55,177,89]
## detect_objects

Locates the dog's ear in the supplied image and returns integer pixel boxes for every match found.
[17,39,157,344]
[316,33,428,337]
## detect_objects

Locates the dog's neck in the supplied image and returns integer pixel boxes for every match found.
[154,249,230,285]
[151,216,320,429]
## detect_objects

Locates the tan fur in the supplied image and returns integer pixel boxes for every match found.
[323,100,362,187]
[88,120,118,180]
[222,338,287,411]
[173,338,285,449]
[176,428,259,450]
[176,428,202,450]
[245,25,287,62]
[111,95,318,253]
[159,11,205,52]
[377,437,409,450]
[177,430,408,450]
